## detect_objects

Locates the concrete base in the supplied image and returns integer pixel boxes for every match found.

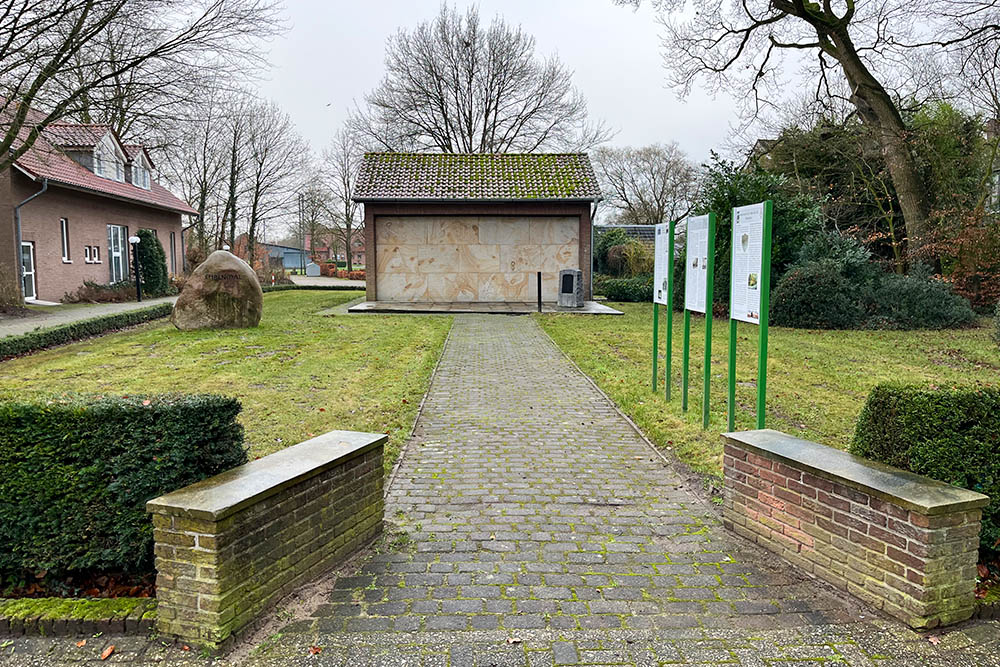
[347,301,622,315]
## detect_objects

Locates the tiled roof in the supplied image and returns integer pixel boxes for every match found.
[7,114,195,215]
[596,225,656,243]
[353,153,601,202]
[43,123,108,148]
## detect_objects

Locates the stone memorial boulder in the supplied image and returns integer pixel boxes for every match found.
[171,250,263,330]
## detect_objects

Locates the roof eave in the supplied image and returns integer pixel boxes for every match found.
[40,177,197,215]
[352,196,603,204]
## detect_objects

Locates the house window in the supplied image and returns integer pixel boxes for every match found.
[84,246,91,263]
[92,246,101,263]
[133,165,151,189]
[60,218,71,262]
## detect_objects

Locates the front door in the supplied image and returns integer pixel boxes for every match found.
[20,241,35,300]
[108,224,128,282]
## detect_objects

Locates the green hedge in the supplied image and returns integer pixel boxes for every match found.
[599,274,654,302]
[0,394,246,589]
[851,384,1000,555]
[0,303,173,360]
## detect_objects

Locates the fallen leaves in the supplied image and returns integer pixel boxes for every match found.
[505,636,522,645]
[927,635,941,646]
[308,645,322,655]
[75,639,86,648]
[100,645,115,660]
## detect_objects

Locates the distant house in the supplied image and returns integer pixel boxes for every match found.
[232,234,309,271]
[306,231,366,267]
[594,224,656,250]
[1,111,195,303]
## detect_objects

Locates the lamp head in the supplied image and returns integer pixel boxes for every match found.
[128,235,140,245]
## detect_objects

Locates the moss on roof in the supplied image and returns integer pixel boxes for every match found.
[354,153,601,202]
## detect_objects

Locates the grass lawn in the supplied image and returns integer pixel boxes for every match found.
[537,302,1000,478]
[0,290,451,471]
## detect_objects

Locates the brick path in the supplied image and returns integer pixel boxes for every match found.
[7,314,1000,665]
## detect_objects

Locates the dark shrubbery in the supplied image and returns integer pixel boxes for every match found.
[869,265,977,330]
[594,227,629,275]
[601,274,653,302]
[772,231,976,330]
[851,384,1000,555]
[0,303,173,359]
[63,280,137,303]
[0,394,247,588]
[771,260,866,329]
[136,229,170,297]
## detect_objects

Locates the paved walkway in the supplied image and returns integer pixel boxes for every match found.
[0,296,176,338]
[290,275,365,288]
[241,315,1000,665]
[6,315,999,665]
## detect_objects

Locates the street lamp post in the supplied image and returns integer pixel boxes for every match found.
[128,235,142,302]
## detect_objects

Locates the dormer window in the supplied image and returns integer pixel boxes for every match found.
[93,133,125,182]
[133,164,151,189]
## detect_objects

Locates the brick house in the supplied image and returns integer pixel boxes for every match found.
[1,114,195,304]
[353,153,600,303]
[306,230,366,267]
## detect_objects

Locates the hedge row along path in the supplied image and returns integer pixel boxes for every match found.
[7,315,1000,665]
[0,296,177,339]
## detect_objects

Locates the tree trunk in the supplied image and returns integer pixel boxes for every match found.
[828,29,933,263]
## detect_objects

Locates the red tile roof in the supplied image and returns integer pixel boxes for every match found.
[7,114,195,215]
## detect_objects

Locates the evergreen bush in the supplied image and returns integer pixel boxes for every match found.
[771,260,866,329]
[601,274,653,302]
[851,384,1000,555]
[135,229,170,297]
[0,394,246,588]
[869,265,976,330]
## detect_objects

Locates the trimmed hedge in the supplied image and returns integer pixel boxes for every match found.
[601,274,654,302]
[0,303,173,360]
[850,384,1000,555]
[0,394,246,589]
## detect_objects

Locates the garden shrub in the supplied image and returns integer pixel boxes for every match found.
[0,303,173,359]
[135,229,170,297]
[851,384,1000,555]
[771,260,866,329]
[63,280,136,303]
[601,274,653,302]
[869,265,976,330]
[622,239,654,277]
[0,393,247,589]
[594,227,629,275]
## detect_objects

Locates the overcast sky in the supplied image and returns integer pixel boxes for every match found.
[255,0,743,164]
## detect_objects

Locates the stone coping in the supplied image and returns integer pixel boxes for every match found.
[146,431,387,521]
[722,429,989,516]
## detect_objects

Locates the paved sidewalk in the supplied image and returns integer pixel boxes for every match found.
[0,296,176,338]
[241,315,1000,665]
[290,275,365,288]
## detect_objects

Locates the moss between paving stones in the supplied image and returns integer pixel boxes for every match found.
[0,597,156,636]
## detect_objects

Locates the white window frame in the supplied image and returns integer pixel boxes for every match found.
[94,133,126,183]
[92,245,101,264]
[84,245,91,263]
[60,218,71,262]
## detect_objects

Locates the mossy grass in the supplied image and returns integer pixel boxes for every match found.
[536,302,999,476]
[0,290,450,470]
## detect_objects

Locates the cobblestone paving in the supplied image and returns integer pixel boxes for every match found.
[7,314,999,665]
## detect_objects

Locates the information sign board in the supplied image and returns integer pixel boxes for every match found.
[729,203,766,325]
[683,215,710,314]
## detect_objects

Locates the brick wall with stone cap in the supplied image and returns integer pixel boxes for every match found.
[722,429,989,630]
[146,430,386,650]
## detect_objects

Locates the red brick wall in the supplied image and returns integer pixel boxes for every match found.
[13,172,184,302]
[723,434,984,629]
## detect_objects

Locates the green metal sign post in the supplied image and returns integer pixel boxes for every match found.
[665,220,675,400]
[681,309,690,411]
[701,213,716,429]
[651,303,659,391]
[726,201,773,431]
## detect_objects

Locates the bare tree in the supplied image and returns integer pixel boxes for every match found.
[296,183,330,259]
[242,100,307,266]
[322,128,364,271]
[0,0,283,172]
[594,143,698,226]
[350,4,610,153]
[621,0,1000,261]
